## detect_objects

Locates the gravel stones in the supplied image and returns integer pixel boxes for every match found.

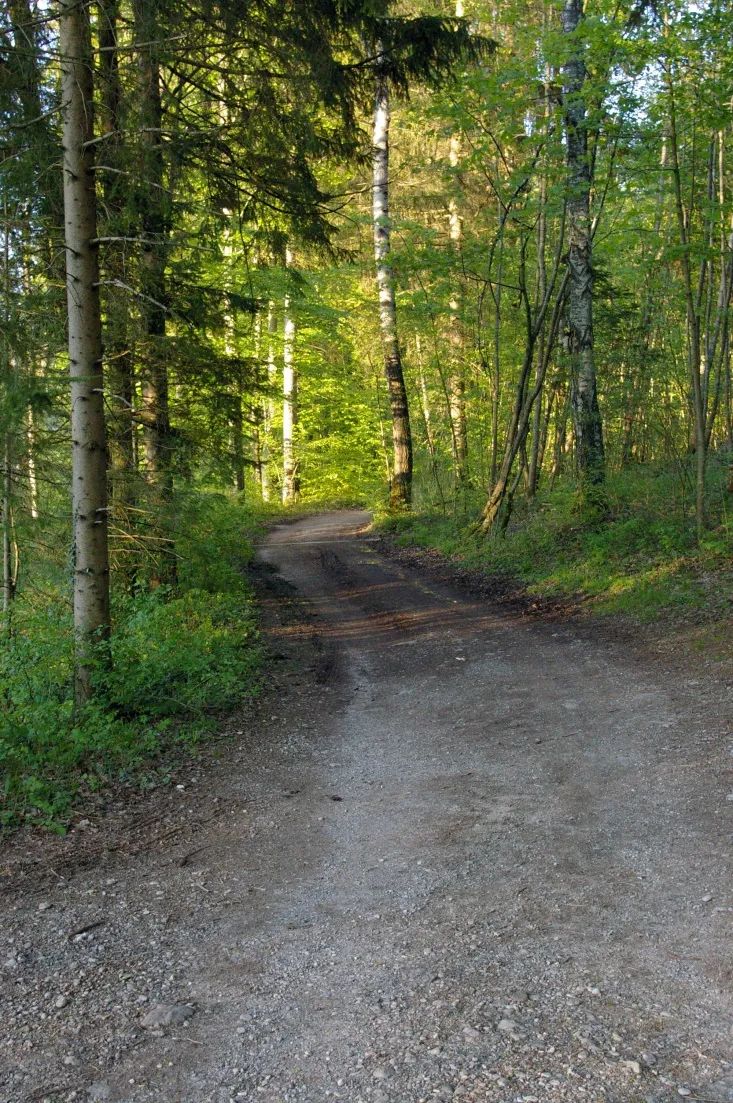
[496,1018,524,1041]
[140,1003,196,1029]
[87,1082,111,1101]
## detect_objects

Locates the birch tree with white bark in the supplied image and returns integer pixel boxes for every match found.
[282,248,299,504]
[373,48,413,510]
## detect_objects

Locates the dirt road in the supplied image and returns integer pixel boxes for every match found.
[2,510,731,1103]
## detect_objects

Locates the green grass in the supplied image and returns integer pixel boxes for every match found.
[0,491,267,830]
[379,461,733,624]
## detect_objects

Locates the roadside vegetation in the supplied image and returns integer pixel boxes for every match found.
[0,494,265,829]
[380,457,733,627]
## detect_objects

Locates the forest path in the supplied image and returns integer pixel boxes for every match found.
[3,510,732,1103]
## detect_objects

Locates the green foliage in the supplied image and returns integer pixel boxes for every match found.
[104,590,260,721]
[381,461,733,623]
[0,494,263,830]
[173,488,263,593]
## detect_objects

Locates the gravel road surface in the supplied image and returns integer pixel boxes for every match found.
[1,509,731,1103]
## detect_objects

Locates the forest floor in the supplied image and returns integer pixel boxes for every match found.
[1,509,732,1103]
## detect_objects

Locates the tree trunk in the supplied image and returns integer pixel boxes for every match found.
[26,407,38,520]
[249,315,260,497]
[97,0,136,520]
[620,138,667,468]
[132,0,171,501]
[490,209,504,488]
[232,398,245,493]
[227,285,245,495]
[60,0,111,703]
[2,435,14,627]
[664,62,707,535]
[562,0,605,497]
[528,54,552,498]
[2,206,15,622]
[415,333,447,511]
[551,385,571,483]
[132,0,176,582]
[536,377,558,481]
[478,193,569,534]
[373,61,413,509]
[479,283,566,532]
[260,302,276,502]
[282,249,299,505]
[447,0,468,490]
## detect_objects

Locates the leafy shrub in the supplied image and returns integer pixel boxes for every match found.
[0,492,264,830]
[378,464,733,621]
[173,489,263,594]
[105,589,260,720]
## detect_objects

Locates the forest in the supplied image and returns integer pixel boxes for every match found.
[1,0,732,828]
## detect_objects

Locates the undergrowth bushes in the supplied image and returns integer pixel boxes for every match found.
[0,492,264,830]
[381,461,733,621]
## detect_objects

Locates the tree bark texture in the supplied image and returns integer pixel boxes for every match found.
[562,0,605,492]
[373,66,413,509]
[282,250,299,505]
[60,0,111,703]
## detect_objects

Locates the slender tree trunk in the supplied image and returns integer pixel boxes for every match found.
[528,55,552,498]
[260,302,276,502]
[249,295,268,500]
[528,196,549,497]
[536,377,558,480]
[373,60,412,509]
[227,292,245,495]
[415,333,447,511]
[665,62,707,535]
[232,399,245,493]
[2,435,13,627]
[9,2,49,538]
[703,130,733,455]
[132,0,176,582]
[724,329,733,437]
[26,408,38,520]
[479,191,569,533]
[97,0,136,519]
[282,249,299,505]
[551,384,571,483]
[415,335,435,454]
[2,206,15,622]
[448,187,468,487]
[479,282,566,532]
[562,0,605,497]
[447,0,468,491]
[60,0,111,703]
[132,0,171,500]
[490,211,504,487]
